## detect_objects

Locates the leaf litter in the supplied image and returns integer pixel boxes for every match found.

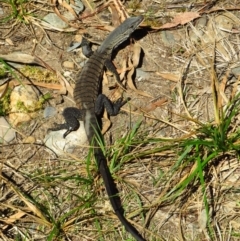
[1,0,240,240]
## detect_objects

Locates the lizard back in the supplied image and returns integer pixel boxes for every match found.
[73,51,107,142]
[73,51,106,110]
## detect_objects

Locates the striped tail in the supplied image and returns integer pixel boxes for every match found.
[95,151,146,241]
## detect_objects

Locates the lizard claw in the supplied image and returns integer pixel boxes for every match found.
[63,128,73,138]
[117,97,130,107]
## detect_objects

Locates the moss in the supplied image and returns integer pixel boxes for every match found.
[15,92,52,113]
[0,67,7,78]
[20,66,58,83]
[0,88,12,116]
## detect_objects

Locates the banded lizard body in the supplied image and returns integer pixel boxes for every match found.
[51,16,145,241]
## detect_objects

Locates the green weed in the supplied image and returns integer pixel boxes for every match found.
[1,0,31,23]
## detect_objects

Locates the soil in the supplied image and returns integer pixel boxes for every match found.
[1,0,240,240]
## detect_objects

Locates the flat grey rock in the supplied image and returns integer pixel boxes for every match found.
[44,121,87,156]
[136,68,151,81]
[0,117,16,143]
[161,31,176,46]
[43,13,68,29]
[43,0,84,30]
[231,66,240,77]
[44,106,57,119]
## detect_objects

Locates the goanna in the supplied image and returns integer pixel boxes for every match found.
[51,16,145,241]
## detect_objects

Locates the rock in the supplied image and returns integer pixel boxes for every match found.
[62,61,75,69]
[231,66,240,77]
[136,68,151,81]
[9,85,39,126]
[22,136,35,143]
[44,121,87,156]
[63,71,72,77]
[0,117,16,143]
[189,16,207,43]
[0,7,4,16]
[43,106,57,119]
[43,0,84,30]
[161,31,176,46]
[67,42,82,52]
[43,13,68,29]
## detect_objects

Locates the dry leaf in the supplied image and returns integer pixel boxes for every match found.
[60,0,78,19]
[112,0,129,22]
[5,38,14,46]
[132,42,141,67]
[102,110,111,134]
[57,71,73,96]
[109,2,121,27]
[127,65,152,97]
[156,72,180,82]
[160,12,200,29]
[142,98,168,112]
[0,53,44,66]
[119,58,127,81]
[126,43,152,98]
[103,71,109,86]
[4,210,26,224]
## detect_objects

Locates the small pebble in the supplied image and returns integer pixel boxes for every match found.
[62,61,75,69]
[23,136,35,144]
[44,106,57,119]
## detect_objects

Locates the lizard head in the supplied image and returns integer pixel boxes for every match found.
[98,16,144,53]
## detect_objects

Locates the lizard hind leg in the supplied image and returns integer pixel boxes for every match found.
[95,94,130,116]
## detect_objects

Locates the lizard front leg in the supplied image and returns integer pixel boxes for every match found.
[49,107,84,138]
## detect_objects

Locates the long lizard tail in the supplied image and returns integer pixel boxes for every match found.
[95,150,146,241]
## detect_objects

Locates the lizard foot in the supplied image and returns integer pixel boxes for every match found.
[95,94,130,116]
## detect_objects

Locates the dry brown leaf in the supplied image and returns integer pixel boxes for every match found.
[156,72,180,82]
[0,53,44,66]
[109,2,121,27]
[142,98,168,113]
[9,80,62,90]
[126,43,153,98]
[57,71,73,96]
[159,12,200,29]
[0,53,54,72]
[102,110,111,134]
[112,0,129,22]
[5,38,14,46]
[1,210,26,230]
[60,0,78,19]
[103,71,109,86]
[119,58,127,81]
[132,42,141,67]
[79,0,129,23]
[127,65,152,98]
[51,0,80,28]
[4,210,26,224]
[79,0,112,20]
[52,0,70,24]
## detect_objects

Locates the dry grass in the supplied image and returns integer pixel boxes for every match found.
[1,0,240,240]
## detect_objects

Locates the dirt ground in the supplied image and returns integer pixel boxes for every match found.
[1,0,240,240]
